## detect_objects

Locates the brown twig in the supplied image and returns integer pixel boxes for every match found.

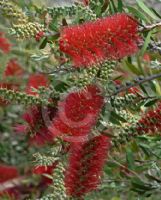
[139,21,161,32]
[106,72,161,98]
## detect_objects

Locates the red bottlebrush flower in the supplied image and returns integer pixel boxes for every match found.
[0,165,20,200]
[49,85,104,142]
[26,74,48,96]
[4,59,24,77]
[65,135,111,198]
[33,165,53,175]
[59,13,140,68]
[0,32,11,53]
[33,163,57,185]
[15,105,56,146]
[0,165,19,183]
[33,163,56,175]
[35,31,45,41]
[136,103,161,134]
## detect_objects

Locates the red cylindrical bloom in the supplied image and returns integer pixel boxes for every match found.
[26,74,49,96]
[4,59,24,77]
[137,103,161,134]
[33,163,57,185]
[0,165,19,183]
[0,165,19,199]
[49,85,104,142]
[0,32,11,53]
[15,105,56,146]
[59,13,140,68]
[33,162,57,175]
[64,135,111,198]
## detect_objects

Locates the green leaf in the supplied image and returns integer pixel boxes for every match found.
[131,177,153,191]
[131,140,139,152]
[139,143,152,157]
[117,0,123,12]
[149,80,157,93]
[145,174,161,183]
[109,0,117,14]
[110,111,127,125]
[144,98,158,107]
[124,60,141,75]
[154,80,161,95]
[151,8,161,19]
[127,6,150,23]
[139,31,153,57]
[39,37,48,49]
[126,148,135,170]
[139,84,148,95]
[136,0,159,20]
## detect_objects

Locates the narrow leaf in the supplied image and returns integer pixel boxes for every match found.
[136,0,159,20]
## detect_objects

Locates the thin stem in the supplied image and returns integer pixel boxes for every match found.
[108,155,143,180]
[140,22,161,32]
[44,66,76,75]
[106,72,161,98]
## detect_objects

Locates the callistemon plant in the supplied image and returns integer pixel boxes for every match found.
[1,0,161,199]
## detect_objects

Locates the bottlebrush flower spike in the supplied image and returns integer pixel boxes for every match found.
[0,165,19,183]
[59,13,140,67]
[26,74,48,96]
[33,165,54,175]
[65,135,111,198]
[4,59,24,77]
[0,32,11,53]
[49,85,104,142]
[0,165,20,199]
[137,103,161,134]
[33,163,57,185]
[15,105,56,146]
